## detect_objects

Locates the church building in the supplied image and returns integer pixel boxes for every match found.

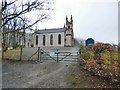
[31,15,74,47]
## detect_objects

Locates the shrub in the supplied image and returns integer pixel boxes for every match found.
[79,45,91,60]
[89,43,115,60]
[83,59,120,87]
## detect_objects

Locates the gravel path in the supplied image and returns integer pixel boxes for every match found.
[2,60,77,88]
[2,47,79,88]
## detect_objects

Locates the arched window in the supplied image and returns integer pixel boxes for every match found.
[43,35,45,46]
[58,34,61,45]
[50,34,53,45]
[36,35,38,45]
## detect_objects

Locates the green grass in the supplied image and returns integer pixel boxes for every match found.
[67,74,85,88]
[4,48,21,60]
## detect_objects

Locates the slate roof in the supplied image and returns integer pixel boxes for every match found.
[34,28,64,34]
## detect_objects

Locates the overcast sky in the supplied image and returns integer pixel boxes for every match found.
[32,0,119,44]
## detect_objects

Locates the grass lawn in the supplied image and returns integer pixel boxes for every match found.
[67,73,86,88]
[3,48,21,60]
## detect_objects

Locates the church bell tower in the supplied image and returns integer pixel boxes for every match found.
[64,15,74,46]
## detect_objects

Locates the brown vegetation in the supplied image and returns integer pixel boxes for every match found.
[79,43,120,88]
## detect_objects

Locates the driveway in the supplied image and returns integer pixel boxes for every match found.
[2,47,79,88]
[2,60,77,88]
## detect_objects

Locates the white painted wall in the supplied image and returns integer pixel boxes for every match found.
[33,32,65,47]
[25,33,32,47]
[66,36,72,46]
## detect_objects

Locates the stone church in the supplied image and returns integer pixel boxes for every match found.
[29,15,74,47]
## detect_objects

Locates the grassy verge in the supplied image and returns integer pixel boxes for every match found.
[3,48,20,60]
[67,74,85,88]
[66,65,89,88]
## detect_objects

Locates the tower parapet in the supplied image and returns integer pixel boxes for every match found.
[64,15,74,46]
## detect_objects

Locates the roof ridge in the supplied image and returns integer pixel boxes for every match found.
[34,28,64,34]
[37,27,64,31]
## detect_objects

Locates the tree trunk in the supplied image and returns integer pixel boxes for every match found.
[23,29,25,47]
[12,30,16,49]
[2,33,8,52]
[2,43,4,60]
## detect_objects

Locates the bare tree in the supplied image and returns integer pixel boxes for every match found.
[1,0,53,51]
[2,0,53,27]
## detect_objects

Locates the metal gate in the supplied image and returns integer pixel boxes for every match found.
[22,47,79,63]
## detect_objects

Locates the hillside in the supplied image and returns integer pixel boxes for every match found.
[75,38,85,46]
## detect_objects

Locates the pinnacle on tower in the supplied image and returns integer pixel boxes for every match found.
[66,15,68,23]
[64,24,65,28]
[71,15,73,23]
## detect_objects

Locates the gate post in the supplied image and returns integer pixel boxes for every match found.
[39,48,42,63]
[55,49,59,63]
[38,47,40,62]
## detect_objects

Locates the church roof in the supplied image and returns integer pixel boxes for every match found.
[34,28,64,34]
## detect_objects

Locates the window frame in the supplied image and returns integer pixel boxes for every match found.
[43,35,45,46]
[50,34,53,45]
[58,34,61,45]
[36,35,38,45]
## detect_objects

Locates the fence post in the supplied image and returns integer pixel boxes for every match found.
[39,48,42,63]
[1,43,4,60]
[38,47,40,62]
[20,47,22,61]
